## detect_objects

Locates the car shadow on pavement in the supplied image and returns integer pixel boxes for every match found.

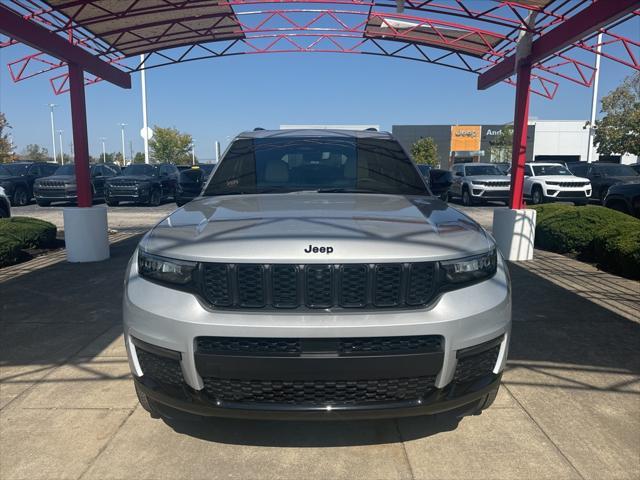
[161,407,468,447]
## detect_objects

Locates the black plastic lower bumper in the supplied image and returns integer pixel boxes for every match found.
[135,373,501,420]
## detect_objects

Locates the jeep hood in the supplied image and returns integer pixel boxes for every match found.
[536,175,590,182]
[466,175,510,181]
[140,193,493,263]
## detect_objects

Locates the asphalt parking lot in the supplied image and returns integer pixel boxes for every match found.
[1,201,639,480]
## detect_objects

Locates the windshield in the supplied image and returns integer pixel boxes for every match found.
[203,137,428,196]
[532,164,572,176]
[2,164,29,176]
[465,165,504,176]
[417,165,430,176]
[123,164,157,176]
[596,164,639,176]
[54,164,76,175]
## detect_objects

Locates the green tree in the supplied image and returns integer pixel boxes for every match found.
[488,125,513,163]
[20,144,51,161]
[410,137,439,167]
[149,126,193,164]
[132,152,145,164]
[595,72,640,156]
[0,113,14,163]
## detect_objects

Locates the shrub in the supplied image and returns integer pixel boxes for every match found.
[533,204,640,279]
[0,217,57,249]
[0,235,23,267]
[0,217,57,267]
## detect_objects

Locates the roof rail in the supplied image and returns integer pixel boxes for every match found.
[365,127,378,131]
[253,127,265,131]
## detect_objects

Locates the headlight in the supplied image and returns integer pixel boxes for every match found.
[440,249,497,285]
[138,250,197,285]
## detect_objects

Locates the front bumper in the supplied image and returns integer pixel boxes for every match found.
[106,188,150,202]
[470,186,510,200]
[34,190,77,202]
[542,188,591,202]
[124,251,511,418]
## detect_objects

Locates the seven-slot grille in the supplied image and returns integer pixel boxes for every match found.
[200,263,437,310]
[484,181,510,187]
[109,180,140,188]
[37,179,66,188]
[547,181,590,188]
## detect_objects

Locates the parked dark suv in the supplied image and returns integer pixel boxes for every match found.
[567,162,639,203]
[105,163,179,206]
[175,164,216,206]
[0,162,59,206]
[33,163,121,206]
[417,165,453,200]
[604,182,640,218]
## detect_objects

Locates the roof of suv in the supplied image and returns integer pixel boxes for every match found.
[236,129,392,140]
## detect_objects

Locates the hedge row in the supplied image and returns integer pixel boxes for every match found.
[0,217,57,267]
[533,204,640,279]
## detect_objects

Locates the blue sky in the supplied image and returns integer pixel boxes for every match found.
[0,42,637,160]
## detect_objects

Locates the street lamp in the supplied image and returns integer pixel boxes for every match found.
[99,137,107,163]
[191,140,196,165]
[47,104,58,163]
[118,123,127,165]
[58,130,64,164]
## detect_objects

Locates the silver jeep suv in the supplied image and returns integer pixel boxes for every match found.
[124,129,511,420]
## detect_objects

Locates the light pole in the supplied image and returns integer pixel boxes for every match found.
[99,137,107,162]
[47,104,58,163]
[58,130,64,164]
[140,54,150,164]
[191,140,196,165]
[586,32,603,164]
[118,123,127,165]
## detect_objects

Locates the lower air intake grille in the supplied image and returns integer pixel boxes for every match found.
[202,376,437,405]
[137,350,185,387]
[454,344,500,384]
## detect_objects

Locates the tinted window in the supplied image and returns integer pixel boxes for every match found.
[44,164,59,175]
[103,165,118,176]
[567,163,586,176]
[123,164,157,176]
[532,164,572,176]
[54,164,76,175]
[594,164,638,176]
[417,165,430,176]
[464,165,503,176]
[203,137,427,196]
[4,164,29,176]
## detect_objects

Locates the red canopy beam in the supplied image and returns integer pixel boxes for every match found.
[0,4,131,89]
[477,0,640,91]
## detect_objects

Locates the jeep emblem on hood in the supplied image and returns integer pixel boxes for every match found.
[304,245,334,254]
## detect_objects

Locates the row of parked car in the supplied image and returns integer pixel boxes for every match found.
[419,161,640,217]
[0,161,216,208]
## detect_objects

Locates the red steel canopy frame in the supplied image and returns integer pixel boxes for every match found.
[1,0,639,211]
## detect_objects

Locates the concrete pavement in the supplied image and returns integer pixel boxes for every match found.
[1,204,639,480]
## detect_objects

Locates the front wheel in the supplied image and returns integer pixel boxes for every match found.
[148,189,161,207]
[530,186,544,205]
[462,188,473,207]
[106,199,119,207]
[36,198,51,207]
[12,186,29,206]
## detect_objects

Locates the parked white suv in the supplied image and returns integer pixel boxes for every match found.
[449,163,510,206]
[523,163,591,205]
[124,129,511,421]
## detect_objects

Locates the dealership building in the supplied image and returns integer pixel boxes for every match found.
[393,120,638,169]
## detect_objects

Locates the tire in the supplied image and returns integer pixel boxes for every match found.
[134,382,160,418]
[462,187,473,207]
[12,186,29,206]
[36,198,51,207]
[530,185,544,205]
[574,201,588,207]
[148,189,161,207]
[106,199,119,207]
[606,200,628,214]
[0,204,8,218]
